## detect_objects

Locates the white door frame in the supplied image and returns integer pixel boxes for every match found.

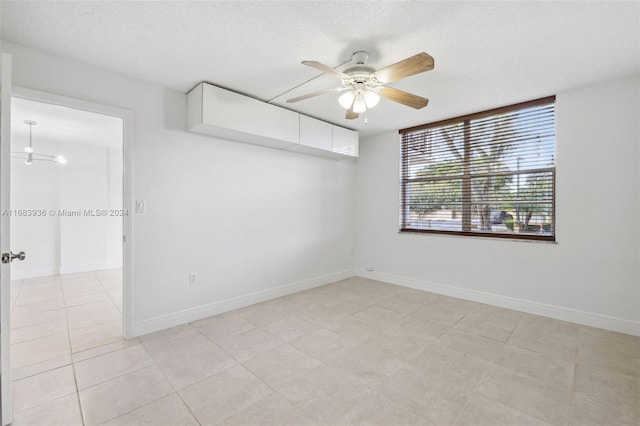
[11,86,135,339]
[1,52,13,426]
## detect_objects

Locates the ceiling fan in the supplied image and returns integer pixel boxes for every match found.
[287,51,434,120]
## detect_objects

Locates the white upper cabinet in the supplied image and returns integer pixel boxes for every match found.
[187,83,299,149]
[332,125,359,157]
[299,115,333,151]
[187,82,358,158]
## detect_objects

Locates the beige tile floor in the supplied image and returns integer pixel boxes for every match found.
[9,275,640,425]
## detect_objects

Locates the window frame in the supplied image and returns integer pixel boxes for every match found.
[399,96,556,242]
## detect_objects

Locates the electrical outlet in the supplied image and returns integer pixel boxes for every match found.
[189,272,198,285]
[366,267,374,272]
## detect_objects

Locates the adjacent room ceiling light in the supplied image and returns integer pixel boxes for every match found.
[12,120,67,165]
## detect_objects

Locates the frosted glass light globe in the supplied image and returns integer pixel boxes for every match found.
[353,96,367,113]
[338,91,355,109]
[364,90,380,108]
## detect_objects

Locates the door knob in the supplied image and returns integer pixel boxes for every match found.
[12,251,26,261]
[1,251,26,264]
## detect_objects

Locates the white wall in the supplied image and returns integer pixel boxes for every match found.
[355,75,640,335]
[10,139,123,278]
[3,42,357,336]
[10,147,60,277]
[106,146,123,269]
[59,143,119,274]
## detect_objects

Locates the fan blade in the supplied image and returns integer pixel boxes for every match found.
[302,61,350,79]
[286,88,344,103]
[373,52,434,84]
[378,87,429,109]
[345,108,359,120]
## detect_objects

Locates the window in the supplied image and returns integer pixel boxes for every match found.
[400,96,555,241]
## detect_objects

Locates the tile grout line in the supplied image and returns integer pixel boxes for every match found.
[11,271,122,424]
[10,279,24,314]
[450,395,472,426]
[167,318,320,421]
[568,362,578,423]
[141,325,240,393]
[221,359,286,423]
[503,311,524,344]
[94,270,123,314]
[92,343,199,426]
[11,325,68,346]
[73,346,152,393]
[63,292,87,426]
[11,279,64,313]
[460,362,548,426]
[72,372,87,426]
[11,364,78,417]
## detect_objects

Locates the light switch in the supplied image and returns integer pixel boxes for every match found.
[135,200,145,213]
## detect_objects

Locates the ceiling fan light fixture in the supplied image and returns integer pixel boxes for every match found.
[23,146,34,154]
[338,91,355,109]
[363,90,380,108]
[289,51,433,120]
[56,155,67,164]
[352,96,367,114]
[25,154,33,165]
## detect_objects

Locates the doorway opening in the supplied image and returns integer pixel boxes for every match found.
[9,95,127,368]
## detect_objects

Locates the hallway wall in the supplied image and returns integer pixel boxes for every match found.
[10,140,123,279]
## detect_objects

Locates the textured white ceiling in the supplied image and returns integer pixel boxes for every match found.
[2,1,639,137]
[11,97,123,150]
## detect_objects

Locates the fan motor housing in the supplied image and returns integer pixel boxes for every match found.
[342,65,381,91]
[343,65,375,80]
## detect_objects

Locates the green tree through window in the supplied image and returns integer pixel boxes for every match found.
[400,97,556,241]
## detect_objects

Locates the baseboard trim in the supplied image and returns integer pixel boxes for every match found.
[356,269,640,337]
[131,269,356,338]
[11,266,60,280]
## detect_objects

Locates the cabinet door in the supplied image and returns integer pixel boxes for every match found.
[332,125,359,157]
[191,83,300,147]
[300,115,333,151]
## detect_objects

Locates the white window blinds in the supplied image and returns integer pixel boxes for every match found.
[400,96,556,241]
